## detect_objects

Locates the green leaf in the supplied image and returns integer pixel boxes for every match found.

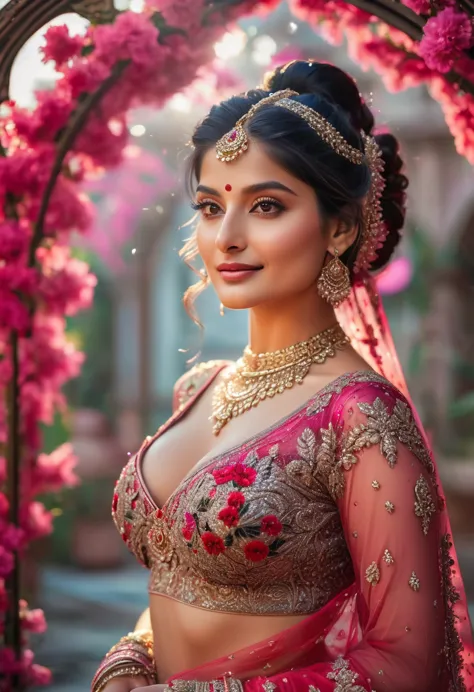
[240,503,250,516]
[81,44,95,57]
[235,525,260,539]
[224,534,234,547]
[268,538,285,552]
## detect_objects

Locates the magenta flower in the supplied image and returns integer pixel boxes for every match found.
[0,221,29,261]
[41,24,84,67]
[420,7,473,73]
[402,0,431,14]
[0,546,14,578]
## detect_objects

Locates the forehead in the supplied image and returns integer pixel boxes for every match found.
[198,140,305,193]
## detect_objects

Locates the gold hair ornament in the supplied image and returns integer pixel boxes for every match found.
[215,89,297,162]
[214,91,386,274]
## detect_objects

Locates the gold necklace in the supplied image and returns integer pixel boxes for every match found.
[211,324,349,435]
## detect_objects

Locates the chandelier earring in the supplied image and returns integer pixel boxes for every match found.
[219,303,225,317]
[199,268,208,283]
[317,249,351,307]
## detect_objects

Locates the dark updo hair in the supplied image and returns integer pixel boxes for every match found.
[184,62,408,316]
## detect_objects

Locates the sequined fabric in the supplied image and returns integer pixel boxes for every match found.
[114,369,391,614]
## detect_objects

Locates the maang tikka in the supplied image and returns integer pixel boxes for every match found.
[317,249,351,307]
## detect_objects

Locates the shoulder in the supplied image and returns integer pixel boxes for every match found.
[306,370,434,499]
[172,360,232,412]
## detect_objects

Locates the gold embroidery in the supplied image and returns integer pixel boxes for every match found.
[365,561,380,586]
[308,687,321,692]
[383,549,394,565]
[414,475,436,536]
[327,657,366,692]
[262,683,277,692]
[385,501,395,513]
[317,388,433,501]
[115,370,439,618]
[175,361,228,410]
[169,681,243,692]
[371,480,380,489]
[149,444,353,614]
[409,571,420,591]
[440,534,466,691]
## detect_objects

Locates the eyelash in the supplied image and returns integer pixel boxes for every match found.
[190,197,285,218]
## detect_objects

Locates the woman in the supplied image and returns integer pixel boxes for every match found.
[91,61,474,692]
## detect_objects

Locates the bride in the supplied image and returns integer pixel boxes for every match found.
[91,61,474,692]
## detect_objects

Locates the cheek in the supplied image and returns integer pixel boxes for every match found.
[196,223,213,263]
[259,212,325,272]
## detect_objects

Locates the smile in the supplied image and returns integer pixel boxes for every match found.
[217,263,263,283]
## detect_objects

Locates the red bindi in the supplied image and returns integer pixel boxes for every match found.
[225,184,232,192]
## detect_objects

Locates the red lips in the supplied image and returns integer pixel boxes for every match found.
[217,262,262,271]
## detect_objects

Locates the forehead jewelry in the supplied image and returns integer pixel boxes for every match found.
[214,91,385,274]
[225,184,232,191]
[215,90,297,163]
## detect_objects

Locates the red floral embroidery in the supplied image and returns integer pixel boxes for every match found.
[209,488,217,499]
[212,466,234,485]
[244,540,269,562]
[155,508,163,519]
[261,515,282,536]
[227,491,245,508]
[201,532,225,556]
[218,506,240,528]
[182,512,196,541]
[232,463,257,487]
[112,493,119,513]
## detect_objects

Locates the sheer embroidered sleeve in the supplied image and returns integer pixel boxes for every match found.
[218,382,449,692]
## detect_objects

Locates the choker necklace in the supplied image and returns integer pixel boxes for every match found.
[211,324,349,435]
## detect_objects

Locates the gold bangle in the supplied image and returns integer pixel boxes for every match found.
[108,631,154,657]
[94,665,147,692]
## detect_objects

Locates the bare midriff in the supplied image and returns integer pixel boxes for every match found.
[150,594,308,682]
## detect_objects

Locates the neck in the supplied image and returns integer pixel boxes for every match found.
[247,291,337,354]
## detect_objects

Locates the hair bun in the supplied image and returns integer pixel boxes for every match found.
[263,61,374,135]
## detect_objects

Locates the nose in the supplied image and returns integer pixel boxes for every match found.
[215,208,247,254]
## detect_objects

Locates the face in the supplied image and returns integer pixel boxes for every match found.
[194,141,330,312]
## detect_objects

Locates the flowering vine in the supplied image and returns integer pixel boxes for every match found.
[288,0,474,163]
[1,0,474,688]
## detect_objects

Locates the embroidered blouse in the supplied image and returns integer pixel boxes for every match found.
[111,361,462,691]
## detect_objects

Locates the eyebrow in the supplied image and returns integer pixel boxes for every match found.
[195,181,298,197]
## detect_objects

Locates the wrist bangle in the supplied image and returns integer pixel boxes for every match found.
[94,665,148,692]
[91,631,156,692]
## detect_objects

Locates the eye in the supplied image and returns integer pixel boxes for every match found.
[190,199,223,218]
[251,197,285,215]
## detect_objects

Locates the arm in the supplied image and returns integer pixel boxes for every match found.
[135,608,151,632]
[237,386,445,692]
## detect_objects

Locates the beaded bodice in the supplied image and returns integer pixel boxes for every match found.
[112,365,417,615]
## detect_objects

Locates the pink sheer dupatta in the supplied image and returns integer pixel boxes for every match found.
[166,274,474,692]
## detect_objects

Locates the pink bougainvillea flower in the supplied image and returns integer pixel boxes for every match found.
[0,220,29,261]
[34,444,79,493]
[420,7,473,73]
[0,546,14,578]
[19,600,47,634]
[401,0,431,13]
[41,24,84,67]
[93,11,161,69]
